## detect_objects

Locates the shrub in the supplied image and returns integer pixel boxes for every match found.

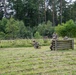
[34,31,42,39]
[55,20,76,37]
[0,32,5,39]
[37,21,54,38]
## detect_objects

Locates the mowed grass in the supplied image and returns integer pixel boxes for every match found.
[0,46,76,75]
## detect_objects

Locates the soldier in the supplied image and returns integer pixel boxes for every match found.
[32,40,41,49]
[50,40,54,50]
[63,36,68,40]
[52,32,58,40]
[50,32,58,50]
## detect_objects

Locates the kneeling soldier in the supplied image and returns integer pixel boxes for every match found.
[33,41,41,49]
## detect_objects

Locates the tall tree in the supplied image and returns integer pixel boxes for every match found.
[60,0,62,24]
[49,0,58,26]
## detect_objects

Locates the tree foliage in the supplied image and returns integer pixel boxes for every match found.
[34,31,42,39]
[7,0,76,26]
[0,18,27,39]
[55,20,76,37]
[37,21,54,37]
[0,0,76,39]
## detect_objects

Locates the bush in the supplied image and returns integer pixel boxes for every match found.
[0,18,28,39]
[37,21,54,38]
[55,20,76,37]
[0,32,5,39]
[34,31,42,39]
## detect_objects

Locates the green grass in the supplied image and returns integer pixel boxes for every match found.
[0,46,76,75]
[0,38,75,48]
[0,39,51,48]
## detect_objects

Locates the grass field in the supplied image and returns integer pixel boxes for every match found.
[0,46,76,75]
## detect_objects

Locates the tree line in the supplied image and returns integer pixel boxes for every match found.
[0,18,54,39]
[0,18,76,39]
[0,0,76,26]
[0,0,76,39]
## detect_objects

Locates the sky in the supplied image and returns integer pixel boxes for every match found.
[67,0,76,2]
[72,0,75,1]
[72,0,76,2]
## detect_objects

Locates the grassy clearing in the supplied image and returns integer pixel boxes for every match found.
[0,38,75,48]
[0,46,76,75]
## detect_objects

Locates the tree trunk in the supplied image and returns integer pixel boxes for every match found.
[60,0,62,24]
[52,0,55,26]
[44,0,46,23]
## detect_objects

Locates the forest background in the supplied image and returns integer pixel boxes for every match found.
[0,0,76,39]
